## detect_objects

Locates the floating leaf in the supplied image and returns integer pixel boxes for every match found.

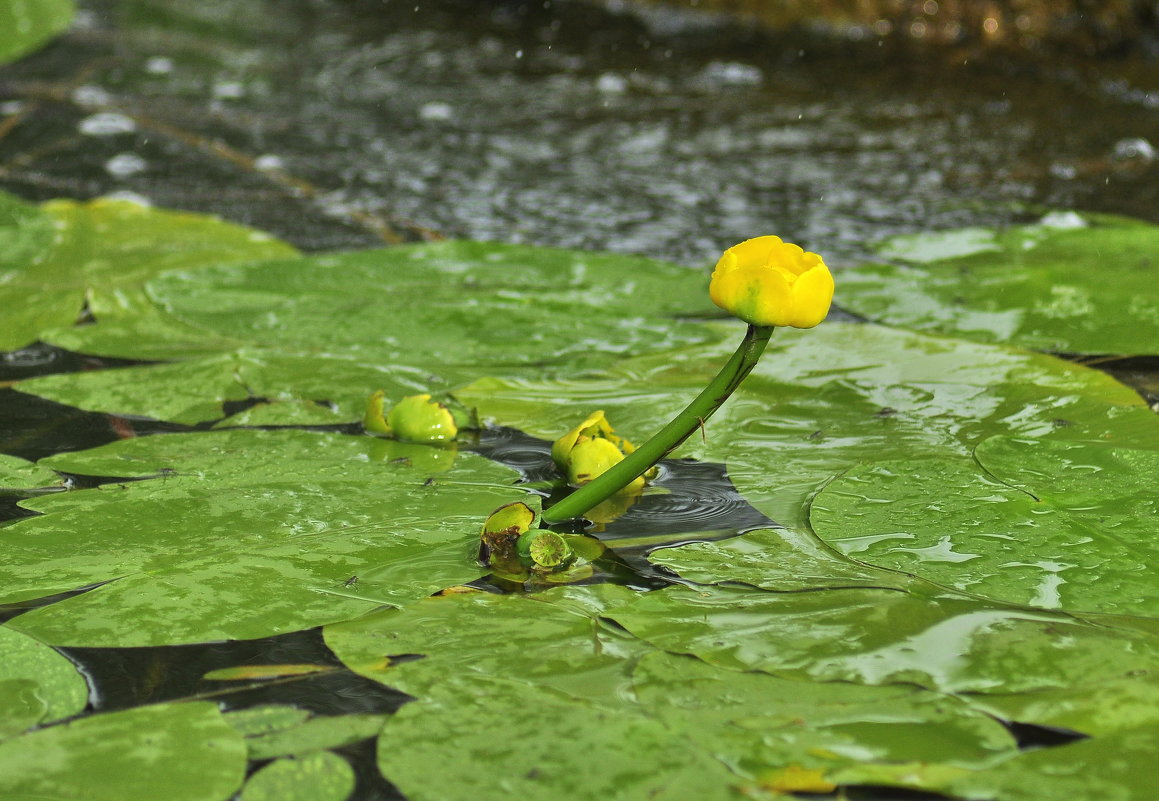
[648,527,914,593]
[601,584,1159,697]
[0,0,73,65]
[324,584,648,704]
[0,197,296,353]
[0,625,88,740]
[18,349,439,425]
[842,723,1159,801]
[0,429,523,646]
[243,713,387,760]
[0,701,245,801]
[377,676,737,801]
[239,752,355,801]
[810,436,1159,616]
[0,453,62,493]
[841,212,1159,354]
[460,322,1159,533]
[632,651,1016,781]
[224,705,312,737]
[144,241,720,371]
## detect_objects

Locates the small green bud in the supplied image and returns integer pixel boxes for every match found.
[362,390,392,436]
[516,530,575,570]
[386,394,457,443]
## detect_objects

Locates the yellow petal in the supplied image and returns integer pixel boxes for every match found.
[719,235,784,272]
[785,261,835,328]
[567,437,626,486]
[551,410,610,469]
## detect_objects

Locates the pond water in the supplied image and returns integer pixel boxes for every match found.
[3,2,1159,800]
[3,0,1157,262]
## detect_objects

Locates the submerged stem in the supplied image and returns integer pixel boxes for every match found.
[541,324,773,524]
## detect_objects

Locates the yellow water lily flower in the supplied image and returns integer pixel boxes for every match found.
[709,235,834,328]
[552,410,647,490]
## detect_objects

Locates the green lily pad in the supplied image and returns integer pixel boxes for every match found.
[647,527,915,592]
[239,752,355,801]
[0,429,523,647]
[0,453,62,493]
[0,0,73,65]
[143,241,719,371]
[841,212,1159,354]
[0,196,296,353]
[17,241,722,424]
[324,584,649,704]
[810,436,1159,616]
[0,701,245,801]
[0,626,88,740]
[840,723,1159,801]
[223,705,312,737]
[18,349,440,426]
[601,584,1159,697]
[326,586,736,801]
[242,713,387,760]
[460,322,1159,533]
[964,674,1159,738]
[377,676,737,801]
[632,651,1016,781]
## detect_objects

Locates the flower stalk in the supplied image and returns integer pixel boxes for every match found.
[540,324,774,524]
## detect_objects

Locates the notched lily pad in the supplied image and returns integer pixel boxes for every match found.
[145,240,720,371]
[0,701,246,801]
[842,211,1159,354]
[810,436,1159,616]
[461,322,1159,534]
[600,584,1159,697]
[239,752,355,801]
[17,349,441,426]
[0,195,296,354]
[0,453,63,494]
[0,626,88,740]
[0,429,524,646]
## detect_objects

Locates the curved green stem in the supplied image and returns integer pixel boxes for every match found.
[541,324,774,524]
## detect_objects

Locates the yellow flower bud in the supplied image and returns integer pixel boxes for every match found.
[709,235,834,328]
[551,411,647,490]
[386,394,457,443]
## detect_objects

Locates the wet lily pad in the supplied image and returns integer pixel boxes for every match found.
[0,453,62,493]
[841,212,1159,355]
[17,240,723,424]
[0,626,88,740]
[18,349,442,426]
[239,752,355,801]
[0,195,297,353]
[0,0,73,65]
[241,713,387,760]
[461,321,1159,533]
[0,701,245,801]
[632,650,1016,782]
[600,584,1159,696]
[144,241,719,370]
[0,429,523,647]
[324,586,740,801]
[810,436,1159,616]
[324,584,649,704]
[647,527,915,593]
[839,723,1159,801]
